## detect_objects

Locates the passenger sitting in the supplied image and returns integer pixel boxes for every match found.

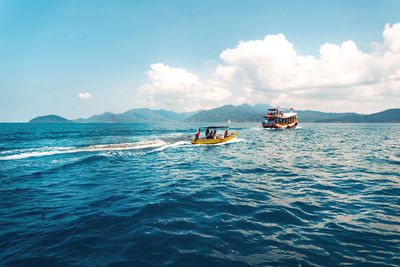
[206,130,213,139]
[194,129,200,141]
[224,130,229,138]
[213,130,219,139]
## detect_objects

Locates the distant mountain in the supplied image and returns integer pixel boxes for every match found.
[29,115,72,123]
[184,104,262,123]
[183,104,400,123]
[295,110,359,123]
[74,112,119,123]
[29,106,400,124]
[74,108,199,123]
[183,104,357,123]
[320,108,400,123]
[366,109,400,122]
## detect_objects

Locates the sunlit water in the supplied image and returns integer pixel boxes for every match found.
[0,123,399,266]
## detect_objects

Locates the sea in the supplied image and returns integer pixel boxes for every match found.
[0,123,399,266]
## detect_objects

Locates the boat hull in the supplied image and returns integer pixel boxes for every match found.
[262,122,297,129]
[191,132,237,144]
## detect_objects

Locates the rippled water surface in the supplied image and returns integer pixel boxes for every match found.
[1,123,399,266]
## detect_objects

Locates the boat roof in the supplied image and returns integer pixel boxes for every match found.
[268,108,279,111]
[200,126,229,129]
[264,112,297,118]
[282,112,297,117]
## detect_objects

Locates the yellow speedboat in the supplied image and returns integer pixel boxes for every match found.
[190,126,237,145]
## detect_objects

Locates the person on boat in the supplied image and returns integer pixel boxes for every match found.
[194,129,200,141]
[205,128,210,139]
[224,130,229,138]
[213,130,219,139]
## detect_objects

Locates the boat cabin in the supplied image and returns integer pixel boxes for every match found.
[262,108,298,129]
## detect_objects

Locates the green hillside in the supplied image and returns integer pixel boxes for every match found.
[184,104,262,123]
[74,108,199,123]
[183,105,400,123]
[297,110,359,122]
[320,108,400,122]
[30,106,400,124]
[29,115,72,123]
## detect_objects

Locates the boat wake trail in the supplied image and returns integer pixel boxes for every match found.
[0,132,241,160]
[0,140,168,160]
[215,138,243,145]
[152,141,190,152]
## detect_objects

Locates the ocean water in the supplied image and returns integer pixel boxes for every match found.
[0,123,399,266]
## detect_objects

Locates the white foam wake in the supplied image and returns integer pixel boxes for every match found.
[213,138,244,146]
[153,140,190,152]
[0,140,167,160]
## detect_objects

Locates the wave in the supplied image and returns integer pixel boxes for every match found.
[0,140,167,160]
[1,132,232,160]
[153,141,190,152]
[211,138,244,146]
[1,133,241,161]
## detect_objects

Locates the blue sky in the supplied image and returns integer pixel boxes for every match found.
[1,0,400,121]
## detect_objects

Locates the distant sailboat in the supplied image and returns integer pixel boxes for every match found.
[228,119,231,124]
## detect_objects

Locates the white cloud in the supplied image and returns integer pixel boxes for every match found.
[136,23,400,113]
[234,96,246,105]
[137,63,231,111]
[78,92,92,99]
[219,34,375,90]
[217,23,400,112]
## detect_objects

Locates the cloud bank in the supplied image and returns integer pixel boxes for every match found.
[137,23,400,113]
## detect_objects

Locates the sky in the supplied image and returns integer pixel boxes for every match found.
[1,0,400,122]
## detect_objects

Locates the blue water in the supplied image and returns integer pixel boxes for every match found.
[1,123,399,266]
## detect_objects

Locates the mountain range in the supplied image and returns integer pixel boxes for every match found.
[29,104,400,123]
[74,108,198,123]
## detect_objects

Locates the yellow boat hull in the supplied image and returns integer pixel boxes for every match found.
[191,132,237,144]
